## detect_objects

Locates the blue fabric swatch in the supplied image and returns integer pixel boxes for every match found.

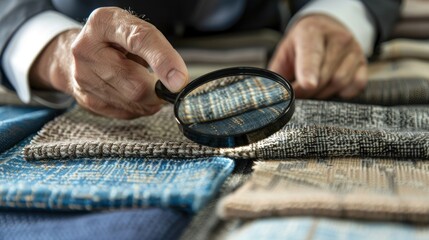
[0,137,234,213]
[0,208,190,240]
[0,106,59,153]
[226,217,429,240]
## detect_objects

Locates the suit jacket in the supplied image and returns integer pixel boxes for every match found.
[0,0,402,89]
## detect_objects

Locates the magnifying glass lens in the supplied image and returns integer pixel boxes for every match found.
[156,67,295,148]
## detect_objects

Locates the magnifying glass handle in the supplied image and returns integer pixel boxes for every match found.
[155,80,178,104]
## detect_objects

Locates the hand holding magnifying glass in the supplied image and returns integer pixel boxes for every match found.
[156,67,295,148]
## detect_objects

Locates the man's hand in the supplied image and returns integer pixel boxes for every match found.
[30,7,189,119]
[269,14,368,99]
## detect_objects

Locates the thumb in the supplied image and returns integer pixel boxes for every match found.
[87,7,189,92]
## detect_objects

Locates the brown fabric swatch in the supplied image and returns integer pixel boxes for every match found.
[23,100,429,160]
[379,39,429,61]
[218,158,429,223]
[342,39,429,106]
[347,58,429,105]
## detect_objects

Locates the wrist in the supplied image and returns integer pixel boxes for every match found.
[30,29,80,93]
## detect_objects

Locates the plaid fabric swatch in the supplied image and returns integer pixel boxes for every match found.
[218,158,429,222]
[1,137,234,212]
[0,106,59,154]
[179,76,290,124]
[0,208,190,240]
[224,217,429,240]
[23,100,429,160]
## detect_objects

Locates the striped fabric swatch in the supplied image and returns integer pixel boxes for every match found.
[0,137,234,212]
[224,217,429,240]
[218,158,429,222]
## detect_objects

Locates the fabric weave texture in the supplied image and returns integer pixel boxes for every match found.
[0,208,190,240]
[23,100,429,160]
[218,158,429,222]
[1,137,234,212]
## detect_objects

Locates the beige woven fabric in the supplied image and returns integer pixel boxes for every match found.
[218,158,429,223]
[23,104,256,160]
[379,39,429,61]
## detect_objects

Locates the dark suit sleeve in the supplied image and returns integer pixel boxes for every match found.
[360,0,402,44]
[0,0,54,89]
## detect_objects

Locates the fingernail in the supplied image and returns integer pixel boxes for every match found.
[167,69,186,92]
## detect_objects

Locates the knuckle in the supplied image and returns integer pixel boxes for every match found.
[80,95,105,110]
[126,23,158,53]
[127,81,150,102]
[335,33,354,46]
[73,70,85,84]
[355,76,368,90]
[71,37,87,58]
[332,73,347,86]
[87,7,118,24]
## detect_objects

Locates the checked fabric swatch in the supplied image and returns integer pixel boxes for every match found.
[0,137,234,212]
[218,158,429,222]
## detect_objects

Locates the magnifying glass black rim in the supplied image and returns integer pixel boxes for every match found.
[174,66,295,148]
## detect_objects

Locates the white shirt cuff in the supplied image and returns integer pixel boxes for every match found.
[288,0,376,56]
[2,10,82,106]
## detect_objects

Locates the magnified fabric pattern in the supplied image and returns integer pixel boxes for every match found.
[187,101,289,135]
[178,76,290,125]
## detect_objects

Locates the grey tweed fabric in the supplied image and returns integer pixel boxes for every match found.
[24,100,429,160]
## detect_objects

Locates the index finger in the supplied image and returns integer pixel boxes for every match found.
[294,28,325,91]
[84,7,189,92]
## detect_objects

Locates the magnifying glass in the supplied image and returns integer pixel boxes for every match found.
[155,66,295,148]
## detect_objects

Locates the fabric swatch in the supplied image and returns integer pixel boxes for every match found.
[0,208,190,240]
[346,39,429,105]
[0,106,60,153]
[179,159,254,240]
[0,137,234,212]
[224,217,429,240]
[379,39,429,61]
[23,100,429,160]
[218,158,429,222]
[401,0,429,20]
